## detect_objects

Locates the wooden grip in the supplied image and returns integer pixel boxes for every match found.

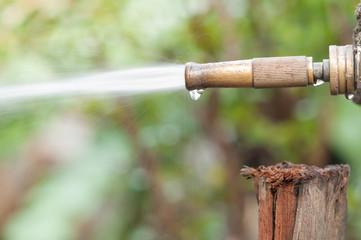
[253,56,309,88]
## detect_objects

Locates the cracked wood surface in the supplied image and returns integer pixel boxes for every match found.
[242,162,350,240]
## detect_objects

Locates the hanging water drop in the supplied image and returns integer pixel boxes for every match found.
[189,89,204,101]
[313,79,324,86]
[347,94,354,100]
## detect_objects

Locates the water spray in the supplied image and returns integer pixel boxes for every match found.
[185,45,360,101]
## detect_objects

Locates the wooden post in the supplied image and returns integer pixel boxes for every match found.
[241,162,350,240]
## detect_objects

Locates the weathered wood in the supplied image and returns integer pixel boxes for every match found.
[274,183,297,239]
[256,178,274,240]
[351,1,361,104]
[241,162,350,240]
[253,56,309,88]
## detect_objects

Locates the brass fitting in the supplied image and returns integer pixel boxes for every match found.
[185,45,356,99]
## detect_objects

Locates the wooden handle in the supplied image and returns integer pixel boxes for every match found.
[253,56,310,88]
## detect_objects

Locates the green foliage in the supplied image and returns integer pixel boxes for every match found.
[0,0,360,239]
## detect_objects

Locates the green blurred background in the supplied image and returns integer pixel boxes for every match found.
[0,0,360,239]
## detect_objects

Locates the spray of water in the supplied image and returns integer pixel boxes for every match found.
[0,65,185,102]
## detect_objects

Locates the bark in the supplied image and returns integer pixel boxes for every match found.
[352,2,361,104]
[241,162,350,240]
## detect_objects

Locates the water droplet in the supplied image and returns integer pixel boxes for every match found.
[313,79,324,86]
[347,94,354,100]
[189,89,204,101]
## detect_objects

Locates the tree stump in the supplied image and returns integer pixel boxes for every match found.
[241,162,350,240]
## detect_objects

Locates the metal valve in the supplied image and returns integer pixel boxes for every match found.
[185,45,358,100]
[328,45,355,98]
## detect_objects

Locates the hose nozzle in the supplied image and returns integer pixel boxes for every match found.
[185,45,356,99]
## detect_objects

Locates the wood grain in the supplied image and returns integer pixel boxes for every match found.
[253,56,309,88]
